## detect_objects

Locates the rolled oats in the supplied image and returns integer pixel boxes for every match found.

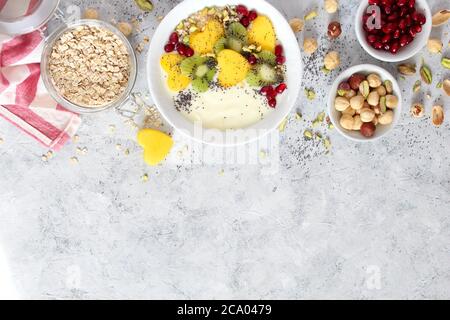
[48,25,131,108]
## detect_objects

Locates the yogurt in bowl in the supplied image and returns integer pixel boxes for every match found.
[147,0,302,146]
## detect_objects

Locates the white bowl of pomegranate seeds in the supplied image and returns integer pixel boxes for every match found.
[355,0,432,62]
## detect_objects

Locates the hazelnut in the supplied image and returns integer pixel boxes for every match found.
[378,110,394,125]
[411,103,425,118]
[352,115,363,130]
[303,38,318,54]
[324,51,340,70]
[360,108,376,123]
[83,8,99,19]
[367,91,380,106]
[289,18,304,33]
[350,95,365,110]
[324,0,339,13]
[427,38,443,54]
[349,74,366,91]
[386,95,399,109]
[360,122,376,138]
[342,106,356,116]
[334,96,350,111]
[367,73,382,88]
[328,21,342,39]
[376,85,387,96]
[340,114,354,130]
[117,22,133,37]
[345,89,357,99]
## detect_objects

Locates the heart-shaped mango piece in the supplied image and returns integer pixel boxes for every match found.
[189,19,225,55]
[217,49,250,87]
[137,129,174,166]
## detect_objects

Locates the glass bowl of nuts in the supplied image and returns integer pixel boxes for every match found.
[41,19,138,114]
[328,64,402,142]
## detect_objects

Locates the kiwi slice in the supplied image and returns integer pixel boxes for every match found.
[258,51,277,66]
[214,38,227,55]
[180,56,217,93]
[227,22,247,42]
[227,37,244,53]
[246,70,262,87]
[246,63,279,87]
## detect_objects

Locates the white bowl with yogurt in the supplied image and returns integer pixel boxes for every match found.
[147,0,302,146]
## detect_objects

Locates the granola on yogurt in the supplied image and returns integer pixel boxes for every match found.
[48,25,131,108]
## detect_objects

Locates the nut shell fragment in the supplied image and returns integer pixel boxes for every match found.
[432,105,444,126]
[432,10,450,27]
[443,79,450,96]
[411,103,425,118]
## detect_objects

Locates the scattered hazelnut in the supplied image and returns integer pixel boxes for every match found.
[385,95,399,109]
[378,110,394,125]
[334,96,350,111]
[360,108,376,123]
[411,103,425,118]
[328,21,342,39]
[289,18,304,33]
[117,22,133,37]
[83,8,99,19]
[303,38,318,54]
[340,114,354,130]
[427,38,443,54]
[367,73,382,88]
[324,0,339,13]
[324,51,340,70]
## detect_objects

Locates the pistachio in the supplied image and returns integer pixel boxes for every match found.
[380,96,387,113]
[442,57,450,69]
[323,138,331,150]
[359,80,370,98]
[432,105,444,126]
[443,79,450,96]
[305,10,318,21]
[384,80,393,94]
[420,65,432,84]
[305,88,316,100]
[304,130,314,140]
[411,103,425,118]
[398,63,416,75]
[413,80,421,93]
[134,0,153,11]
[432,9,450,27]
[289,18,304,33]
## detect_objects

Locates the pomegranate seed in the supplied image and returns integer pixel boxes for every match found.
[275,45,283,57]
[408,0,416,9]
[367,35,378,44]
[248,10,258,21]
[400,7,408,17]
[164,43,175,52]
[373,41,383,50]
[267,87,277,99]
[409,28,417,37]
[384,6,392,15]
[169,32,179,44]
[398,0,407,6]
[399,35,409,47]
[236,5,249,16]
[382,34,391,44]
[240,16,250,27]
[276,83,287,94]
[177,43,187,56]
[390,41,400,54]
[260,86,272,96]
[276,56,286,65]
[247,54,257,65]
[413,24,422,33]
[268,98,277,108]
[185,47,194,57]
[399,19,407,30]
[393,29,401,39]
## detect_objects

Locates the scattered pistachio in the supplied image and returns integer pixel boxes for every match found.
[427,38,443,53]
[134,0,153,12]
[411,103,425,118]
[432,9,450,27]
[420,65,432,84]
[443,79,450,96]
[398,63,416,75]
[304,10,318,21]
[305,88,316,100]
[70,157,79,164]
[0,137,3,144]
[304,130,314,140]
[116,144,122,150]
[289,18,304,33]
[437,81,443,89]
[41,155,48,162]
[259,150,267,159]
[73,134,79,143]
[46,151,53,159]
[278,117,288,132]
[124,148,130,156]
[321,66,331,74]
[442,57,450,69]
[432,105,444,126]
[413,80,421,93]
[109,125,116,133]
[141,173,149,182]
[323,138,331,150]
[295,112,303,120]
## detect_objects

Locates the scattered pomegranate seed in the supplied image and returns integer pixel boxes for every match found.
[248,10,258,21]
[185,47,194,57]
[236,5,249,16]
[276,56,286,65]
[276,83,287,94]
[247,54,257,65]
[260,86,272,96]
[268,98,277,108]
[164,43,175,53]
[240,16,250,27]
[169,32,179,45]
[275,45,283,57]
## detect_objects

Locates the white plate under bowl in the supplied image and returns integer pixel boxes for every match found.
[355,0,432,62]
[328,64,402,142]
[147,0,302,146]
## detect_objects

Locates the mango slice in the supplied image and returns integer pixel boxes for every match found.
[137,129,174,166]
[217,49,250,88]
[248,16,276,52]
[190,19,225,55]
[160,53,184,73]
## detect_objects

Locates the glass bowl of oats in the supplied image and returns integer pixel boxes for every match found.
[41,19,137,113]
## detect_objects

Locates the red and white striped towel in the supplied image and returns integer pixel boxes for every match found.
[0,1,80,151]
